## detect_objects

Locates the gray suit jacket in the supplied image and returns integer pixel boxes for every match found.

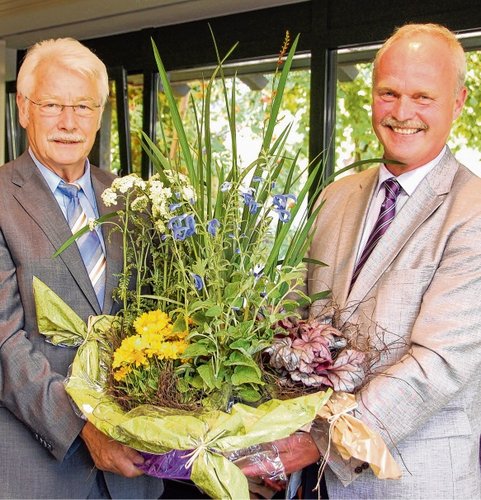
[0,152,163,498]
[308,149,481,498]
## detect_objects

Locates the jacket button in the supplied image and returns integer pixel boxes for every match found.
[362,462,369,470]
[354,466,363,474]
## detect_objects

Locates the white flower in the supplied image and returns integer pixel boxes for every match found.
[88,218,97,231]
[101,188,118,207]
[149,180,172,220]
[112,174,144,193]
[131,195,149,212]
[181,185,195,202]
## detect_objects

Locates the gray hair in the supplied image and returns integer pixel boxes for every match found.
[373,23,466,93]
[17,37,109,104]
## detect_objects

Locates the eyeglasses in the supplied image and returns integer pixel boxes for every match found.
[25,96,102,117]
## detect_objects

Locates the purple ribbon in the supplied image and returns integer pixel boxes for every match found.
[138,449,193,480]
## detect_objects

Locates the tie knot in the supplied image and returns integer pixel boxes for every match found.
[57,181,81,200]
[383,178,401,202]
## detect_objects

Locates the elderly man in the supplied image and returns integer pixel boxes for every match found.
[243,23,481,499]
[0,38,163,498]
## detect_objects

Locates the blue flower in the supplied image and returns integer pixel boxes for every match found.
[252,176,263,183]
[272,193,297,223]
[241,189,261,214]
[220,181,232,192]
[207,218,221,237]
[191,273,204,291]
[169,202,182,211]
[167,214,196,241]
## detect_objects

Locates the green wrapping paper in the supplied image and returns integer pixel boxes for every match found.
[34,277,332,498]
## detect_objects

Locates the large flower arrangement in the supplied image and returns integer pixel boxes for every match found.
[36,33,400,498]
[82,33,330,414]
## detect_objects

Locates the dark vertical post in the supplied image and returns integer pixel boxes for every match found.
[309,1,338,190]
[141,70,158,180]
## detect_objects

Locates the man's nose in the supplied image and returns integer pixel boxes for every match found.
[391,95,415,122]
[56,106,78,129]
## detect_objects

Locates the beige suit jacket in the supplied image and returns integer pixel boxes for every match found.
[308,148,481,498]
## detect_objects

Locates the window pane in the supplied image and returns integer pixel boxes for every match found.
[156,68,311,186]
[335,58,380,173]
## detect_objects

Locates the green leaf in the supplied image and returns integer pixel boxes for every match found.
[262,34,300,150]
[205,304,223,317]
[188,374,205,389]
[151,38,195,183]
[52,211,119,257]
[225,351,262,376]
[309,290,331,302]
[190,311,207,325]
[197,363,218,390]
[175,377,190,394]
[281,300,301,312]
[231,366,264,386]
[182,342,212,357]
[223,282,241,300]
[172,314,188,333]
[236,385,262,403]
[228,339,251,352]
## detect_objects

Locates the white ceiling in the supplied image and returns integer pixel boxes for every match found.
[0,0,304,49]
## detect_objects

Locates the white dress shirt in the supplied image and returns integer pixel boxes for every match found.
[355,146,447,264]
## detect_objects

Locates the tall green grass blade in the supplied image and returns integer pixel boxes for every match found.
[53,212,120,257]
[151,38,195,184]
[262,34,299,151]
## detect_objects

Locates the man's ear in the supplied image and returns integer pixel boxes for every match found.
[453,86,468,121]
[16,94,29,128]
[95,105,105,131]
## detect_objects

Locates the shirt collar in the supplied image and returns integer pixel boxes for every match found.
[29,148,95,201]
[377,145,446,196]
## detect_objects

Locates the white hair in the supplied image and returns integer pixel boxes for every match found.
[17,37,109,104]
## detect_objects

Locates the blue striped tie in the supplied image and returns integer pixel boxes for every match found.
[350,178,401,288]
[57,182,106,308]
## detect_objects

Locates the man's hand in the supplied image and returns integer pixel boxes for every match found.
[80,421,145,478]
[239,432,321,477]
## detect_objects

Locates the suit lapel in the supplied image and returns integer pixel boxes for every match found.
[11,152,101,312]
[331,168,379,304]
[347,150,458,309]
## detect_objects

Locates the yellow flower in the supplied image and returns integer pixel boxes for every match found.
[133,310,174,339]
[160,339,189,359]
[175,330,189,340]
[113,365,131,381]
[112,335,148,368]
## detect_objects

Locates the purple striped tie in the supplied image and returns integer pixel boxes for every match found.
[57,182,106,308]
[350,178,401,288]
